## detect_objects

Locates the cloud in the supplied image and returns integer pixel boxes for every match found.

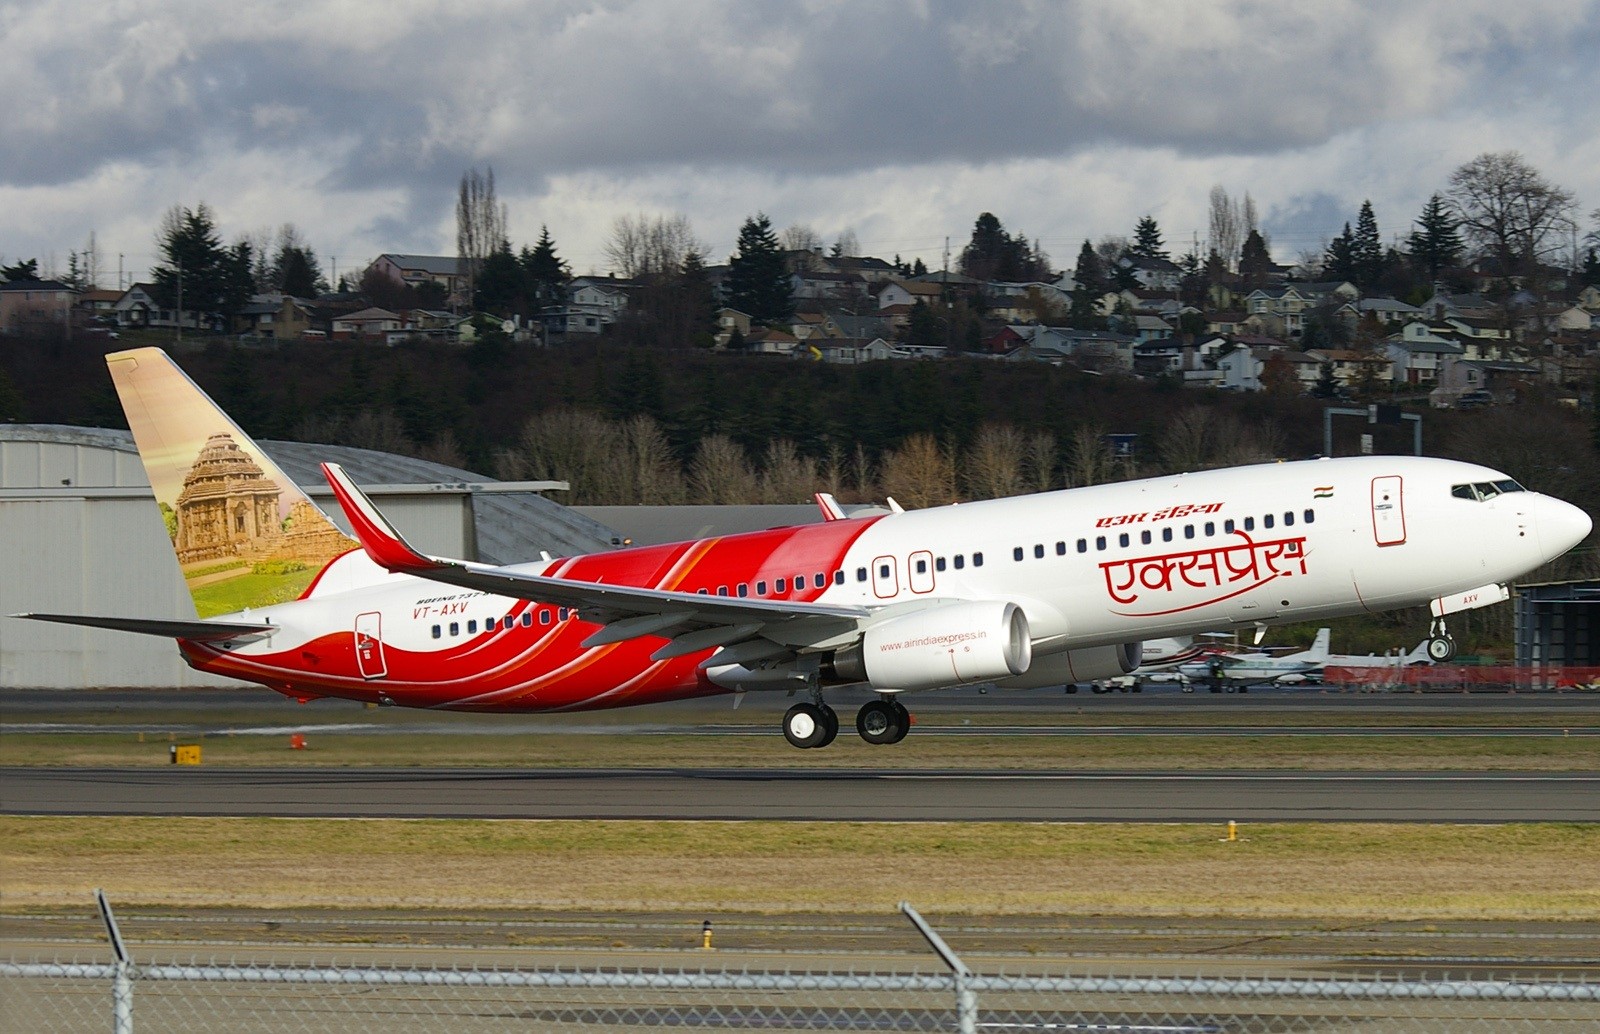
[3,0,1597,278]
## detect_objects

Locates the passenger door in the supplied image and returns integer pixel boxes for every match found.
[1371,476,1407,546]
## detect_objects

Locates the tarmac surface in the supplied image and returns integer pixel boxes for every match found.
[6,765,1599,821]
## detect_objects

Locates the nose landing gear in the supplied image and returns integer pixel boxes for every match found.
[1426,618,1457,662]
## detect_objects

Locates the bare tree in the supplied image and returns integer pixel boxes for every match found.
[622,415,685,505]
[881,434,956,509]
[1448,152,1577,281]
[496,410,626,504]
[831,229,859,258]
[456,167,507,308]
[757,439,819,503]
[1063,425,1115,487]
[1207,186,1241,272]
[1155,406,1282,473]
[690,435,757,503]
[1024,433,1058,493]
[961,424,1027,500]
[605,213,703,279]
[781,224,823,254]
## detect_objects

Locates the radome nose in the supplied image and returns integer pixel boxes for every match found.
[1539,496,1592,561]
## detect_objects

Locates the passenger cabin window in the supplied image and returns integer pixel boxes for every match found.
[778,578,788,592]
[757,581,767,595]
[1076,539,1087,553]
[916,557,928,573]
[737,584,749,597]
[936,557,947,571]
[1224,519,1235,533]
[1184,525,1195,539]
[833,571,845,585]
[431,624,441,639]
[467,619,478,634]
[1162,528,1173,542]
[1263,514,1274,529]
[1284,511,1295,526]
[814,573,826,588]
[521,613,532,627]
[954,555,965,570]
[1304,509,1315,523]
[973,552,984,567]
[1095,536,1107,550]
[1014,547,1025,562]
[449,622,460,636]
[1118,532,1130,547]
[1140,530,1151,545]
[1034,544,1044,559]
[541,610,552,625]
[1244,516,1255,531]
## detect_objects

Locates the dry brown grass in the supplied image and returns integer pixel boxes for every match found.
[4,817,1596,922]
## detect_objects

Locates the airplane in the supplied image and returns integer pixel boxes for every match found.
[13,347,1593,748]
[1178,628,1333,689]
[1180,628,1436,690]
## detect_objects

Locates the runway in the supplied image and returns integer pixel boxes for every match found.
[5,766,1598,822]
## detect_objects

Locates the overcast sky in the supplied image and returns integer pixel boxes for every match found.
[5,0,1599,287]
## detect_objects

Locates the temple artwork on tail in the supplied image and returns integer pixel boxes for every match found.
[107,348,357,618]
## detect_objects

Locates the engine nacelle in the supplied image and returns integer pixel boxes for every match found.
[826,601,1032,692]
[995,642,1143,689]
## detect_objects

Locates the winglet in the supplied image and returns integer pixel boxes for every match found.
[321,462,440,573]
[814,492,846,522]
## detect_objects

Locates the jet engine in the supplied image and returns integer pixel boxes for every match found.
[823,600,1031,692]
[995,641,1143,688]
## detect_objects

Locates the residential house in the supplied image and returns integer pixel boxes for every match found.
[331,307,404,339]
[1337,297,1422,328]
[985,281,1069,323]
[365,255,466,302]
[1306,348,1391,390]
[1386,338,1464,385]
[746,327,799,356]
[0,279,76,333]
[823,255,900,286]
[1129,314,1173,343]
[791,270,867,304]
[1132,335,1225,379]
[876,279,945,310]
[1244,282,1356,340]
[1115,254,1183,291]
[715,307,752,349]
[1216,346,1262,391]
[1429,357,1540,408]
[561,275,633,336]
[813,337,895,364]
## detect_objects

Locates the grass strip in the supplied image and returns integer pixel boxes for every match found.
[3,817,1596,922]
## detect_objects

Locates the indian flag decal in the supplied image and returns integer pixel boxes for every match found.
[1313,486,1334,498]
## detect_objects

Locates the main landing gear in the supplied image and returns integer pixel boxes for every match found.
[782,696,910,748]
[1427,617,1458,663]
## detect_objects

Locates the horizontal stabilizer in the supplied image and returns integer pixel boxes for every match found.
[13,613,276,641]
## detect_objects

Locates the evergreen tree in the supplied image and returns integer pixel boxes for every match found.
[474,240,523,314]
[726,213,792,326]
[1130,215,1168,260]
[272,243,323,297]
[0,259,40,282]
[1067,240,1108,329]
[1580,248,1600,288]
[1324,223,1358,283]
[0,362,24,421]
[1239,229,1273,291]
[1407,192,1464,283]
[958,212,1050,282]
[675,249,718,348]
[151,204,254,327]
[520,225,570,307]
[1352,200,1382,291]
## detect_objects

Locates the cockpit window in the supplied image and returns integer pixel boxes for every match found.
[1452,479,1527,502]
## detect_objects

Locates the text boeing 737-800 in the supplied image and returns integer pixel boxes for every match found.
[15,348,1593,747]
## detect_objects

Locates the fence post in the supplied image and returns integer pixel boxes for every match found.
[900,901,976,1034]
[96,889,133,1034]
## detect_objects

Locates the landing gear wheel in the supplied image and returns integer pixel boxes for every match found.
[1427,635,1457,663]
[856,699,905,745]
[816,704,839,748]
[783,702,830,749]
[887,699,910,744]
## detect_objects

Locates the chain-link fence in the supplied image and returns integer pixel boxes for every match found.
[7,958,1600,1032]
[3,896,1597,1032]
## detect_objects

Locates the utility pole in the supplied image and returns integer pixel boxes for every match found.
[175,262,183,346]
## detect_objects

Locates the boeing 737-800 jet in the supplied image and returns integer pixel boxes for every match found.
[16,348,1592,748]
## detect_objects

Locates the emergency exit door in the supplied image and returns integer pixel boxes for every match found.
[1371,476,1407,546]
[354,611,388,679]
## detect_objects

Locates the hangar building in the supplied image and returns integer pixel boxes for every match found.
[0,425,617,689]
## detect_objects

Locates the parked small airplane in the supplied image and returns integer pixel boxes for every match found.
[14,348,1593,747]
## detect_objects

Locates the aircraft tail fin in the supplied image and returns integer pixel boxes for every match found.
[105,348,358,618]
[1305,627,1332,663]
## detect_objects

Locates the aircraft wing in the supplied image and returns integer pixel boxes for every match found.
[322,463,871,656]
[13,613,277,641]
